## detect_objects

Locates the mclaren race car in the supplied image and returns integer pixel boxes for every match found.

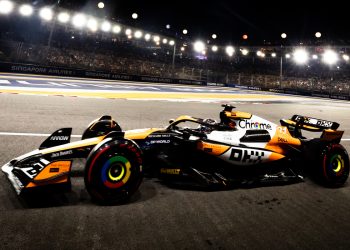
[2,104,349,204]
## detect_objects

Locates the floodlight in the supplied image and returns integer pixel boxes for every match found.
[57,12,70,23]
[212,34,217,39]
[343,54,349,61]
[315,32,322,38]
[322,49,338,65]
[144,34,151,41]
[112,25,121,33]
[271,52,276,57]
[132,13,138,19]
[134,30,143,39]
[169,40,175,46]
[293,49,309,64]
[39,7,53,21]
[101,21,111,32]
[0,0,14,15]
[182,29,188,35]
[72,13,86,28]
[125,29,132,36]
[226,46,235,56]
[312,54,318,59]
[194,40,205,53]
[153,36,160,42]
[180,47,185,51]
[241,49,249,56]
[87,19,98,32]
[281,33,287,39]
[285,54,291,58]
[166,24,171,29]
[98,2,104,9]
[162,38,168,44]
[256,51,262,57]
[212,45,218,52]
[19,4,33,16]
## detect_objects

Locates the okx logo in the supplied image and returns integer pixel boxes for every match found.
[230,148,265,164]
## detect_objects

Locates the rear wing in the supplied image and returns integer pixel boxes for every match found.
[280,115,343,142]
[281,115,339,132]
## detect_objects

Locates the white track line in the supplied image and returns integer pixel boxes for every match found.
[48,81,65,87]
[0,131,349,141]
[0,80,10,84]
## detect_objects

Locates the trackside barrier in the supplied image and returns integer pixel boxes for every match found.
[0,61,349,101]
[0,62,206,86]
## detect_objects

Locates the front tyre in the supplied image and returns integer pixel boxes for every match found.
[84,138,143,205]
[319,143,349,187]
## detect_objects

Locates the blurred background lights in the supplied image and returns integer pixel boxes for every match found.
[343,54,349,61]
[226,46,235,56]
[39,7,53,21]
[315,32,322,38]
[212,45,218,52]
[134,30,143,39]
[312,54,318,59]
[212,34,217,39]
[132,13,138,19]
[169,40,175,46]
[293,49,309,64]
[101,21,111,32]
[162,38,168,44]
[180,47,185,51]
[285,53,291,58]
[72,13,86,28]
[256,51,263,57]
[271,52,276,57]
[153,35,160,42]
[241,49,249,56]
[182,29,188,35]
[19,4,33,16]
[322,49,338,65]
[97,2,104,9]
[112,25,121,33]
[144,33,151,41]
[281,33,287,39]
[87,19,98,32]
[57,12,70,23]
[0,0,14,14]
[242,34,248,40]
[125,29,132,36]
[194,40,205,53]
[166,24,171,29]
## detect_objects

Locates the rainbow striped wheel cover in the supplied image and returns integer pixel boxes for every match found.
[101,155,131,188]
[329,154,344,176]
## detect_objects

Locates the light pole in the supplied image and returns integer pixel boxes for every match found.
[171,42,176,78]
[280,46,283,89]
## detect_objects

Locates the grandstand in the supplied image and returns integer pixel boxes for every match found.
[0,0,350,98]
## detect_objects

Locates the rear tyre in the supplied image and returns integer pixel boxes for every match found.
[318,143,349,187]
[84,138,143,205]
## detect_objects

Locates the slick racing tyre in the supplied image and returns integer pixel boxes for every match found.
[318,143,349,187]
[84,138,143,205]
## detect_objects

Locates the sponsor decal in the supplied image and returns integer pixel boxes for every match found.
[238,120,272,130]
[278,137,288,143]
[50,136,69,141]
[51,150,73,158]
[229,148,265,164]
[22,163,45,179]
[160,168,181,175]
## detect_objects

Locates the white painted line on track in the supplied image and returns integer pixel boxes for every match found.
[61,82,79,87]
[0,80,10,84]
[48,81,65,87]
[0,132,349,142]
[17,80,31,85]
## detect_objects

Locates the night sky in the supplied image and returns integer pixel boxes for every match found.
[31,0,349,44]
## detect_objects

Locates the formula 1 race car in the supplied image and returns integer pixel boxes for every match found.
[2,104,349,204]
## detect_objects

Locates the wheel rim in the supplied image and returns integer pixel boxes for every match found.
[329,154,344,175]
[101,155,131,188]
